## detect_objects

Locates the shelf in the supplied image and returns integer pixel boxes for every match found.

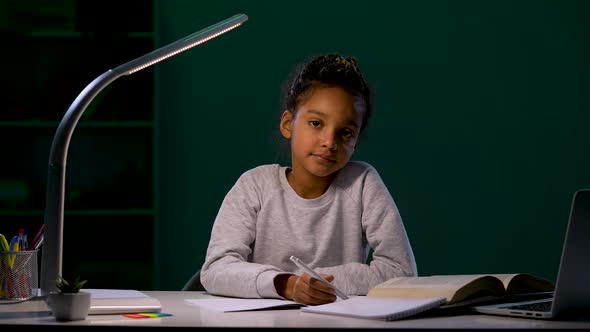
[70,260,153,290]
[0,209,154,217]
[27,31,153,39]
[0,121,153,128]
[2,0,156,290]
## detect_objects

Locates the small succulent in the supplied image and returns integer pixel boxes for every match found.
[55,275,88,294]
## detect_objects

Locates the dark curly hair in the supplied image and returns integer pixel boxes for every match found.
[281,53,373,136]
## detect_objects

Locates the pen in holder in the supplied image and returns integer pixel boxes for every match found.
[0,250,39,301]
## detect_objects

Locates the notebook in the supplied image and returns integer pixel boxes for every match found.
[473,189,590,320]
[301,296,447,321]
[84,289,162,315]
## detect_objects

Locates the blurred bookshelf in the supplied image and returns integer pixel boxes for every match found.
[0,1,155,290]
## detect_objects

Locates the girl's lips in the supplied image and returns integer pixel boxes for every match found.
[312,154,336,163]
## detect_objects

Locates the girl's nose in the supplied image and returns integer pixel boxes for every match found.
[321,132,337,150]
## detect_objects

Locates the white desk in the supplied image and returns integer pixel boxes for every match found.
[1,291,589,330]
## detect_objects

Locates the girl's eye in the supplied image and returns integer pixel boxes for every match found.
[309,120,321,127]
[342,130,355,139]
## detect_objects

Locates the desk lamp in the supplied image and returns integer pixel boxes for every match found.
[40,13,248,295]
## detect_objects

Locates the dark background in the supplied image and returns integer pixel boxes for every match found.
[1,0,589,291]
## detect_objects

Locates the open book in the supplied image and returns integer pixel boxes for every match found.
[367,274,555,308]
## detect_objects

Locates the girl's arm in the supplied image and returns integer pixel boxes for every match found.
[316,164,418,295]
[200,171,287,299]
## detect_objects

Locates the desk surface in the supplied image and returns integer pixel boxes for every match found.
[1,291,589,330]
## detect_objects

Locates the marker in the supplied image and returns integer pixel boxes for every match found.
[19,228,28,251]
[9,236,19,252]
[0,234,9,252]
[289,255,349,300]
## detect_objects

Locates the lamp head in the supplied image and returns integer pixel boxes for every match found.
[120,14,248,75]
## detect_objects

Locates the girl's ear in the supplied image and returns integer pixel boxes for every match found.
[280,110,293,139]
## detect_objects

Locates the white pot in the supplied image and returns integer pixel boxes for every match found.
[46,291,91,321]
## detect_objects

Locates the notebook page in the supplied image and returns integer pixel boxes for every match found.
[185,298,304,312]
[301,296,446,321]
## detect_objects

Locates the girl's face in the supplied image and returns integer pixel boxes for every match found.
[280,86,364,180]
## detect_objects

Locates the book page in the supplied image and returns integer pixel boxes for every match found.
[490,274,555,295]
[379,275,493,287]
[367,275,505,304]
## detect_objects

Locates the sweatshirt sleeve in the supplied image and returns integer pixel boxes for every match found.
[315,163,418,295]
[200,169,287,299]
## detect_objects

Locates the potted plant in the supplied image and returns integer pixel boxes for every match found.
[46,275,91,321]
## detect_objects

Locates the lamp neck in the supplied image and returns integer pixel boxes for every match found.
[41,70,122,296]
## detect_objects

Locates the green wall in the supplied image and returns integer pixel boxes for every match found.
[155,0,590,290]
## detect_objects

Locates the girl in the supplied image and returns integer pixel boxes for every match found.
[200,54,417,305]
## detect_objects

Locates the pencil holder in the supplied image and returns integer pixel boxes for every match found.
[0,250,38,300]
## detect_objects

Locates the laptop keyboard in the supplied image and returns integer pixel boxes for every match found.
[507,300,552,312]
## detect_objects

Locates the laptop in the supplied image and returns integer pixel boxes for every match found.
[473,189,590,320]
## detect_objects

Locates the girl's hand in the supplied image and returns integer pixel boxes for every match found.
[275,273,337,305]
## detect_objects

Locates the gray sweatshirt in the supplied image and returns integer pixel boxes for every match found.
[200,161,417,298]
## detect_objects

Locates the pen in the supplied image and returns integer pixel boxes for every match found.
[289,255,349,300]
[29,224,45,250]
[34,234,44,250]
